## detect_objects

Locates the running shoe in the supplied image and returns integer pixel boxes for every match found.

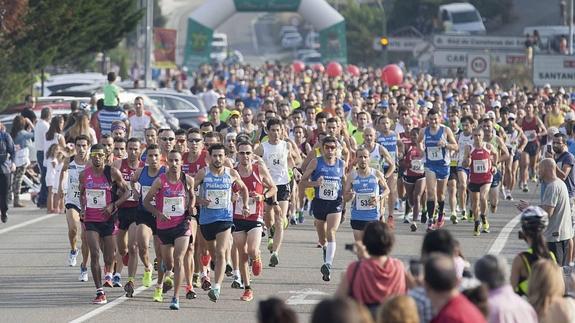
[267,238,274,253]
[112,274,122,288]
[1,213,6,223]
[403,215,410,224]
[460,210,467,221]
[410,223,417,232]
[507,193,514,201]
[482,220,490,233]
[153,287,163,302]
[92,292,107,305]
[467,210,473,223]
[142,271,152,288]
[200,254,211,267]
[169,297,179,310]
[124,280,134,298]
[297,210,305,224]
[421,211,428,224]
[283,216,289,229]
[269,253,279,267]
[450,212,458,224]
[208,288,220,302]
[201,275,212,291]
[79,266,89,282]
[321,263,331,282]
[225,264,233,277]
[192,273,201,288]
[231,275,243,289]
[473,221,481,237]
[522,184,529,193]
[240,288,254,302]
[122,254,129,266]
[163,275,173,293]
[185,285,197,299]
[68,249,78,267]
[289,216,297,226]
[252,257,262,276]
[103,275,113,288]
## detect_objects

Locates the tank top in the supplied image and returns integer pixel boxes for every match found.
[155,173,187,230]
[457,132,474,167]
[128,115,151,141]
[350,169,380,221]
[312,157,344,201]
[424,126,449,168]
[522,117,539,142]
[504,125,520,153]
[138,165,165,209]
[399,132,413,153]
[119,159,143,208]
[469,145,493,184]
[377,131,398,167]
[404,146,425,177]
[199,167,233,225]
[366,144,383,170]
[83,166,113,223]
[233,164,264,222]
[182,150,208,176]
[65,159,86,207]
[262,140,289,185]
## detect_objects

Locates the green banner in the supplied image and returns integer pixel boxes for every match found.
[184,19,213,69]
[234,0,301,12]
[319,21,347,64]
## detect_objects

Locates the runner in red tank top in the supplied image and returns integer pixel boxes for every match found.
[518,103,546,192]
[400,128,427,232]
[463,128,498,237]
[398,118,415,222]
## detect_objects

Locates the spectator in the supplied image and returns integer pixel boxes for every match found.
[65,112,97,144]
[257,298,297,323]
[0,121,15,223]
[528,259,575,322]
[99,73,128,136]
[312,298,373,323]
[377,295,419,323]
[90,98,104,140]
[424,253,486,323]
[21,94,37,125]
[209,106,228,133]
[518,158,573,265]
[103,71,120,108]
[461,285,489,319]
[34,107,51,208]
[202,82,220,109]
[475,254,537,323]
[10,116,34,208]
[336,222,407,316]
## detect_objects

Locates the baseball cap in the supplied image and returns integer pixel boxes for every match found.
[508,113,517,120]
[492,100,501,108]
[548,127,559,136]
[227,110,241,121]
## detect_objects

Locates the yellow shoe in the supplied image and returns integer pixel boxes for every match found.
[142,271,152,288]
[482,221,490,233]
[153,287,163,302]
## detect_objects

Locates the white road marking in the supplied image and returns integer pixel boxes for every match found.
[488,214,521,254]
[284,289,329,306]
[69,279,157,323]
[0,213,58,235]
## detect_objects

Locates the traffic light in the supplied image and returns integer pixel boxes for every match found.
[380,36,389,50]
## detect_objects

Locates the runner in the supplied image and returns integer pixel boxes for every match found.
[344,146,388,241]
[462,128,498,236]
[143,149,195,310]
[113,137,143,294]
[456,116,475,221]
[194,143,250,302]
[79,144,128,304]
[254,118,300,268]
[376,116,403,225]
[500,111,527,201]
[418,108,458,231]
[519,102,546,192]
[301,136,347,282]
[401,128,427,231]
[233,141,278,301]
[482,115,509,214]
[59,135,90,281]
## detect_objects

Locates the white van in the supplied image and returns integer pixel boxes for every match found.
[439,3,486,35]
[210,32,228,63]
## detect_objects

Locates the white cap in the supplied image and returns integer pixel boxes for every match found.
[486,111,496,119]
[492,100,501,108]
[424,102,433,110]
[566,112,575,121]
[508,113,517,120]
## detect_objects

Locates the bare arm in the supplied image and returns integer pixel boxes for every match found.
[300,158,320,188]
[143,177,162,217]
[380,146,396,178]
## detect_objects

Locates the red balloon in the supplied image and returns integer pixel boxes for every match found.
[292,60,305,73]
[381,64,403,86]
[347,64,360,77]
[326,61,343,78]
[312,63,325,72]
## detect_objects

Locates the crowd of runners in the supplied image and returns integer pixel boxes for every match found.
[6,62,575,321]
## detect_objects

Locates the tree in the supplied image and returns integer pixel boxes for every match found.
[339,0,385,65]
[0,0,142,107]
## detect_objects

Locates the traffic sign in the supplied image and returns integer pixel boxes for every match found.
[467,53,490,79]
[433,35,524,51]
[533,55,575,87]
[433,50,468,67]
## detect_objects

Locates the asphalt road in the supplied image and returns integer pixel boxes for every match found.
[0,181,539,323]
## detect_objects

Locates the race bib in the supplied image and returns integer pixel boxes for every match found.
[427,146,443,161]
[163,196,185,217]
[525,130,537,141]
[268,153,282,167]
[319,180,339,201]
[207,189,230,209]
[236,197,256,214]
[142,185,156,206]
[69,183,81,200]
[411,159,424,173]
[86,189,106,208]
[356,193,377,210]
[473,159,489,173]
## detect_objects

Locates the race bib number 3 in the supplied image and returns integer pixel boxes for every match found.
[473,159,489,173]
[319,180,339,201]
[207,190,230,209]
[427,146,443,161]
[356,193,377,210]
[163,196,185,217]
[86,189,106,208]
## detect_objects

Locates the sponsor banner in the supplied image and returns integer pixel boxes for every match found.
[153,28,177,69]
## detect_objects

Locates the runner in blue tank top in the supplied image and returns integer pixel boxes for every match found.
[344,147,389,242]
[417,108,458,231]
[301,136,347,283]
[194,143,249,303]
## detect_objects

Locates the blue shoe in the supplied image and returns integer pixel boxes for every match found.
[208,288,220,302]
[169,297,179,310]
[112,274,122,288]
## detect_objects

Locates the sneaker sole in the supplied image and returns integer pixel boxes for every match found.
[320,265,331,282]
[231,281,243,289]
[410,224,417,232]
[186,291,197,299]
[124,284,134,297]
[169,305,179,310]
[269,255,279,267]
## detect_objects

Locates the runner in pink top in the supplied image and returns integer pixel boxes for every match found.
[79,143,128,305]
[144,149,195,310]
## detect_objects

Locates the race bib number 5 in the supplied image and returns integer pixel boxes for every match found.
[319,180,339,201]
[163,196,185,217]
[86,189,106,208]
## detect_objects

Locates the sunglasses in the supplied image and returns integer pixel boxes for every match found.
[90,152,105,157]
[238,151,252,155]
[188,138,202,143]
[176,139,186,144]
[324,145,337,150]
[161,137,175,142]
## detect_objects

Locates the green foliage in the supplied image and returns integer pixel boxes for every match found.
[339,0,384,65]
[0,0,143,108]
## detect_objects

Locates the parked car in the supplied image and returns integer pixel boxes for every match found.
[133,89,208,129]
[438,3,486,35]
[35,73,107,96]
[282,32,303,49]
